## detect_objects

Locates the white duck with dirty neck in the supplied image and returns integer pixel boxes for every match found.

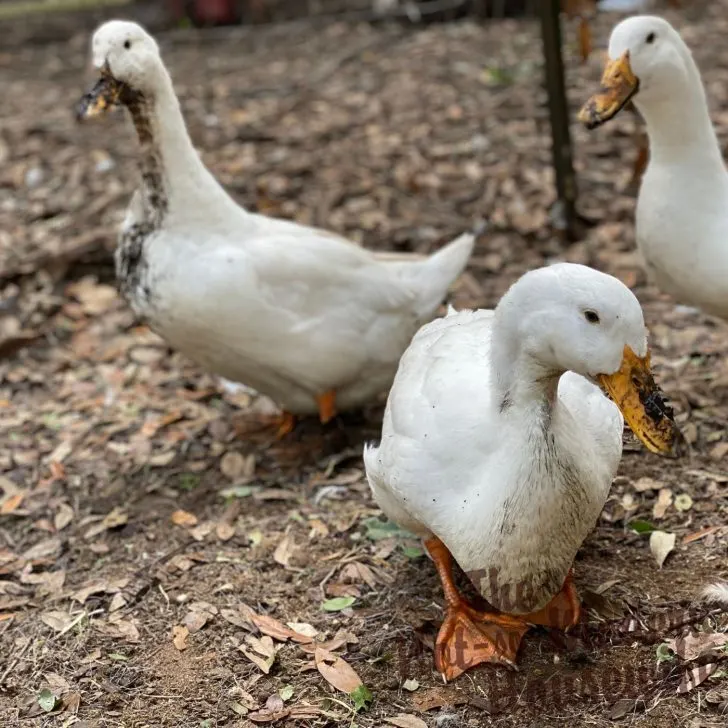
[84,20,475,421]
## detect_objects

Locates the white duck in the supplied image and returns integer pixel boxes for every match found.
[76,21,474,434]
[579,15,728,319]
[364,263,679,680]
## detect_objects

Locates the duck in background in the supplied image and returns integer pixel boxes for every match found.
[580,15,728,320]
[75,20,474,438]
[563,0,688,190]
[364,263,680,679]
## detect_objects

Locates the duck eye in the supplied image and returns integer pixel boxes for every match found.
[124,39,132,50]
[584,310,600,324]
[646,32,656,44]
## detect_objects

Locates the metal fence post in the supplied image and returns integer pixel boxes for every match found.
[539,0,578,240]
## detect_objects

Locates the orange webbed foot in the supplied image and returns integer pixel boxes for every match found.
[523,569,581,631]
[425,537,530,680]
[435,599,529,680]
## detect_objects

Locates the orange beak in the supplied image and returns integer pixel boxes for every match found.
[598,346,680,455]
[578,51,639,129]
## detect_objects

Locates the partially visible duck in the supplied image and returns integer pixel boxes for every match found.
[580,15,728,319]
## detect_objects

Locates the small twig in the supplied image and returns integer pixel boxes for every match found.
[0,637,31,686]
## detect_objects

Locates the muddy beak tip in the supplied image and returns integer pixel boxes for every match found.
[598,346,680,458]
[580,51,639,130]
[75,74,122,123]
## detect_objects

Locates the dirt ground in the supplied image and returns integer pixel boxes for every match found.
[2,3,728,727]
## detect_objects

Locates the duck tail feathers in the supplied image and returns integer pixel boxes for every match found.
[409,231,475,319]
[698,581,728,608]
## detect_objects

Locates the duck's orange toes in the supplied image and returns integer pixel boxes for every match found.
[435,599,529,681]
[523,569,581,631]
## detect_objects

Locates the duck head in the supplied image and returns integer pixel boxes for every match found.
[578,15,690,128]
[507,263,680,455]
[76,20,166,120]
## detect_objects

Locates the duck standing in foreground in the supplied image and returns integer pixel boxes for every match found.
[364,263,680,680]
[75,21,474,436]
[579,16,728,319]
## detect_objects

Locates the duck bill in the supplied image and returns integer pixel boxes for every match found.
[76,74,125,121]
[598,346,679,455]
[578,51,639,129]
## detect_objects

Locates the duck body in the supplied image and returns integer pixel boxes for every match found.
[81,20,474,418]
[365,306,622,613]
[120,200,473,415]
[637,143,728,318]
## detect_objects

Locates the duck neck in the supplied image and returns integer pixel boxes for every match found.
[636,62,723,170]
[490,316,560,420]
[124,74,240,226]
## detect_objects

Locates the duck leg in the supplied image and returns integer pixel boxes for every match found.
[274,411,297,438]
[578,16,592,63]
[629,127,649,191]
[424,537,529,681]
[315,390,337,425]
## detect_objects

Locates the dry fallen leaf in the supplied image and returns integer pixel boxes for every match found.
[183,610,208,633]
[172,625,190,651]
[84,509,128,540]
[221,606,256,630]
[314,647,362,694]
[0,492,24,515]
[100,615,140,642]
[109,593,127,612]
[633,477,661,492]
[241,635,277,674]
[677,662,718,694]
[652,488,673,519]
[286,622,319,638]
[53,503,75,531]
[682,526,722,544]
[253,613,313,644]
[216,522,235,541]
[23,537,61,561]
[666,632,728,661]
[220,451,249,480]
[72,578,129,605]
[40,611,75,632]
[273,533,296,567]
[340,562,378,589]
[171,510,198,528]
[649,530,676,569]
[385,714,428,728]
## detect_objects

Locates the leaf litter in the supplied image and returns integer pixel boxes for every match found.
[2,3,728,726]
